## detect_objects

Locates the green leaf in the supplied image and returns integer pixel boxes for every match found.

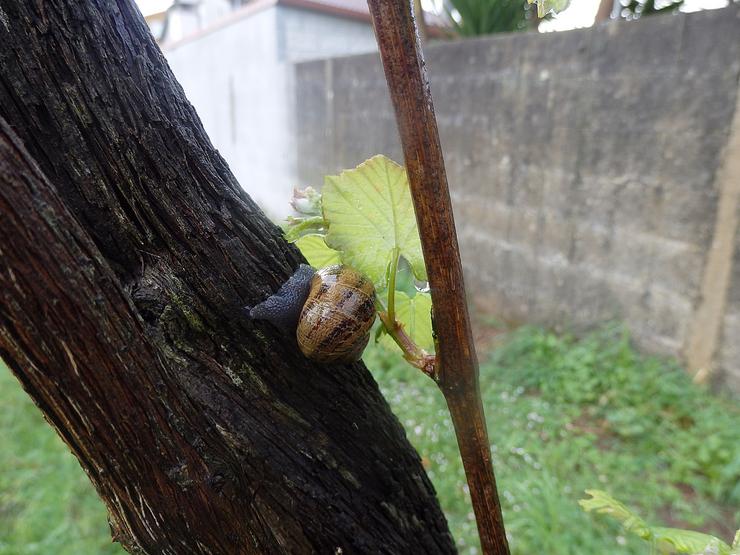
[322,155,427,286]
[580,491,732,554]
[294,235,342,268]
[579,490,651,539]
[381,291,434,352]
[651,527,731,555]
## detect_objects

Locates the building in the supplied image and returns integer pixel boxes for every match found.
[151,0,443,218]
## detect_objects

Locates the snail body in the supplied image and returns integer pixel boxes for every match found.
[249,264,376,363]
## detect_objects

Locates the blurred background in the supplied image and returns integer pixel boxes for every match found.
[2,0,739,554]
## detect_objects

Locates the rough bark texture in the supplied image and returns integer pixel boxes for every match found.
[0,1,455,553]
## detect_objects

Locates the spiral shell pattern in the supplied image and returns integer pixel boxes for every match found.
[296,265,376,363]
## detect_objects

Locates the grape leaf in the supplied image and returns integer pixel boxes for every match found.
[580,491,732,555]
[294,235,342,268]
[579,490,651,539]
[651,528,731,555]
[322,155,426,286]
[381,291,434,352]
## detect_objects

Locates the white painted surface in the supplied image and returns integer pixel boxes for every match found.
[164,5,377,219]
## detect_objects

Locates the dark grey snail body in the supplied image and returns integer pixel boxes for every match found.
[249,264,316,330]
[249,264,376,363]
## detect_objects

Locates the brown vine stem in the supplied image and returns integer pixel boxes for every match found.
[366,1,511,553]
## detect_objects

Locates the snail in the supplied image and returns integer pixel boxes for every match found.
[248,264,376,363]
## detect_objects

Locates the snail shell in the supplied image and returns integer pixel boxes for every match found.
[296,265,376,363]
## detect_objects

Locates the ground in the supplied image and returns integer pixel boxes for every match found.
[1,325,738,554]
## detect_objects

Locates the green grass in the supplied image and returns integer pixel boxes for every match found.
[364,324,740,554]
[0,368,125,555]
[1,325,738,554]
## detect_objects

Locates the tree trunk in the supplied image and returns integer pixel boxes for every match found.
[0,1,455,553]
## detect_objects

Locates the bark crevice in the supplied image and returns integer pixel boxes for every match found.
[0,1,456,553]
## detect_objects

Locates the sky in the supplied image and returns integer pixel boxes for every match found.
[540,0,601,31]
[135,0,729,31]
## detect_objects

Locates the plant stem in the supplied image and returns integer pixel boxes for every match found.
[387,247,400,324]
[375,295,435,377]
[366,2,510,553]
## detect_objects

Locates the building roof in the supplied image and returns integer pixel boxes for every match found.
[279,0,449,29]
[162,0,449,49]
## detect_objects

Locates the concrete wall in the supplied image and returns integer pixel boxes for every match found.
[294,6,740,393]
[165,4,377,218]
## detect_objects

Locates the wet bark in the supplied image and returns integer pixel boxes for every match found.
[0,1,455,553]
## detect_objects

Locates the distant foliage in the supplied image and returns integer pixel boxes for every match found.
[366,325,740,554]
[0,362,125,555]
[443,0,569,36]
[499,325,740,509]
[444,0,534,35]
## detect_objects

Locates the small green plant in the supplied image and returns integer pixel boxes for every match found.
[286,155,436,373]
[444,0,533,35]
[442,0,569,36]
[580,490,740,554]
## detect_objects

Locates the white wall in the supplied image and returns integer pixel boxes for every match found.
[164,5,377,219]
[276,6,379,63]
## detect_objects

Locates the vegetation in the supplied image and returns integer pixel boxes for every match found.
[442,0,570,36]
[368,323,740,554]
[0,367,124,555]
[444,0,533,35]
[2,325,737,554]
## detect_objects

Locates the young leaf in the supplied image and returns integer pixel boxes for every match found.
[294,235,342,268]
[580,490,733,555]
[579,490,651,540]
[381,291,434,352]
[651,528,731,555]
[322,155,427,286]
